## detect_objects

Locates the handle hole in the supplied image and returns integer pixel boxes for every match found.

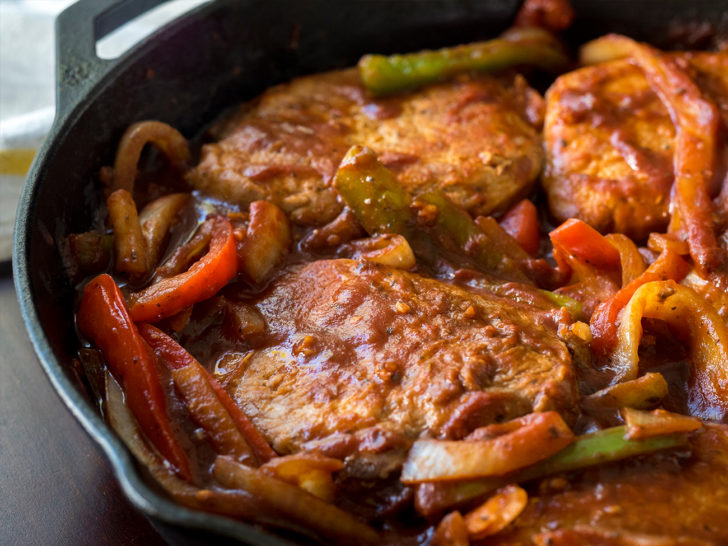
[95,0,211,60]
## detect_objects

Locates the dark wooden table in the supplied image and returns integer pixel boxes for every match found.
[0,271,165,545]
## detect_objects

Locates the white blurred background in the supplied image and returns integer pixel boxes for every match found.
[0,0,209,262]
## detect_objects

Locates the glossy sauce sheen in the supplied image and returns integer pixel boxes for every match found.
[211,259,576,457]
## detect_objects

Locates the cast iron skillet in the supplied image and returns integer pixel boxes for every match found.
[13,0,728,543]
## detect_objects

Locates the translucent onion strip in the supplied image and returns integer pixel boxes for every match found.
[107,188,149,276]
[213,456,379,545]
[112,120,190,194]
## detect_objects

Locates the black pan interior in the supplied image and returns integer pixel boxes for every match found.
[14,0,728,543]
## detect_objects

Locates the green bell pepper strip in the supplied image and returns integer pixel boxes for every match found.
[537,289,583,319]
[359,32,569,95]
[332,145,412,236]
[333,146,531,283]
[414,191,531,283]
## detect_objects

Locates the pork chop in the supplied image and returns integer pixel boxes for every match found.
[188,69,544,225]
[491,425,728,545]
[215,259,577,456]
[543,52,728,241]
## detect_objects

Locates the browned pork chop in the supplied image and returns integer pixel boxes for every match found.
[188,69,544,225]
[543,52,728,241]
[215,259,576,456]
[491,425,728,545]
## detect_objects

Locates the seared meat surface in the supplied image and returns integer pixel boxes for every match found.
[188,69,544,225]
[543,52,728,241]
[216,259,576,455]
[491,425,728,545]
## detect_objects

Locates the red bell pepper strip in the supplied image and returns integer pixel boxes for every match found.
[499,199,540,256]
[129,215,237,323]
[139,324,276,465]
[549,218,621,272]
[77,274,192,480]
[590,249,691,358]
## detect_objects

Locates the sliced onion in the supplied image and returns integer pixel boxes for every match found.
[139,193,191,269]
[107,188,148,276]
[347,233,416,269]
[432,511,469,546]
[622,407,702,440]
[238,201,291,283]
[401,412,574,483]
[463,484,527,539]
[261,452,343,502]
[213,455,379,545]
[112,120,190,194]
[582,373,669,411]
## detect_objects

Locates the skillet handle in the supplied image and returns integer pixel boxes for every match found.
[55,0,168,120]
